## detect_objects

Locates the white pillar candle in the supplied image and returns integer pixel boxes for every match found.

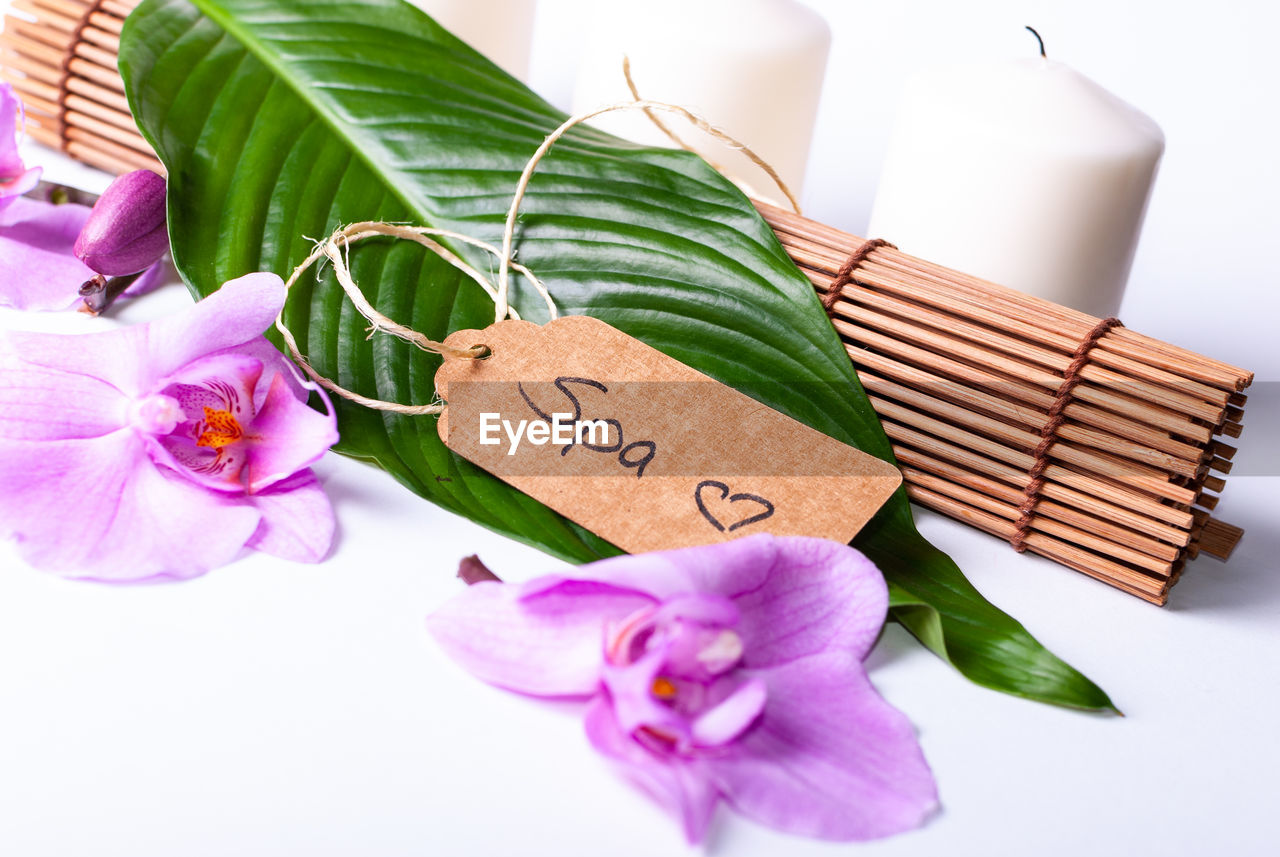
[868,43,1164,318]
[571,0,830,195]
[409,0,538,81]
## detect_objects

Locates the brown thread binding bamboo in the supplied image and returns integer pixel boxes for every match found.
[1010,317,1123,553]
[821,237,896,313]
[1,3,1253,604]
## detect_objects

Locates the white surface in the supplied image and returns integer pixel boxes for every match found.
[571,0,830,192]
[3,1,1280,855]
[868,57,1163,318]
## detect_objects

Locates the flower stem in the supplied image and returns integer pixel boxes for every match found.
[457,554,501,585]
[79,270,145,316]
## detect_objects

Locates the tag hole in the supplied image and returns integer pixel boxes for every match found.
[471,344,492,360]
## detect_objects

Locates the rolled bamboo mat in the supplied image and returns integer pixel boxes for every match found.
[759,201,1250,605]
[2,1,1252,604]
[1,0,161,175]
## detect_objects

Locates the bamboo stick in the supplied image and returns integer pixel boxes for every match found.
[842,323,1214,454]
[892,446,1183,561]
[66,75,130,113]
[66,92,137,132]
[88,11,124,35]
[871,394,1197,507]
[0,31,70,70]
[6,19,71,50]
[834,295,1221,434]
[1199,520,1244,561]
[906,483,1169,604]
[0,47,62,84]
[862,373,1199,498]
[67,54,124,90]
[65,126,163,172]
[848,343,1206,468]
[1,75,60,114]
[881,417,1195,534]
[65,108,154,154]
[904,468,1174,577]
[75,23,119,49]
[64,138,143,174]
[20,0,93,19]
[783,232,1232,409]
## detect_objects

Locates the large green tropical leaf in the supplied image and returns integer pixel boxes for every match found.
[119,0,1114,711]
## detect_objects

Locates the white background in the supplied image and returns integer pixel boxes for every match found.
[2,1,1279,856]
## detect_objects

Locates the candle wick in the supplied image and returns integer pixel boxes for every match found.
[1025,25,1047,58]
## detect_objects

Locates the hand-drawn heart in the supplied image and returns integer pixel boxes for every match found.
[694,480,776,533]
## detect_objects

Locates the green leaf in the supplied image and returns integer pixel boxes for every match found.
[119,0,1114,712]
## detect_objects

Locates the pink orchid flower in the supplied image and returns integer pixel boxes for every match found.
[0,273,339,581]
[429,534,938,843]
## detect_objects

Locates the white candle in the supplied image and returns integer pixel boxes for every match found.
[868,45,1164,318]
[409,0,538,82]
[571,0,830,195]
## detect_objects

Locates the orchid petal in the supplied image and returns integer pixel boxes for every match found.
[0,341,128,439]
[143,272,287,382]
[0,435,260,581]
[708,652,938,841]
[563,533,779,602]
[3,308,148,395]
[2,272,284,396]
[121,260,166,299]
[0,196,95,311]
[0,166,39,208]
[231,337,311,404]
[244,469,334,562]
[242,372,339,492]
[427,578,655,697]
[585,696,720,844]
[731,536,888,667]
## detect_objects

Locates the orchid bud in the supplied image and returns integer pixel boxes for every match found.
[73,169,168,277]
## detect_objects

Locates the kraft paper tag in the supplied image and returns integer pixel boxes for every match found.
[434,316,901,554]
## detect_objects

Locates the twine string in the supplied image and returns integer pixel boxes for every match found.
[276,222,552,416]
[496,98,803,313]
[620,56,802,214]
[281,89,802,415]
[1010,317,1124,552]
